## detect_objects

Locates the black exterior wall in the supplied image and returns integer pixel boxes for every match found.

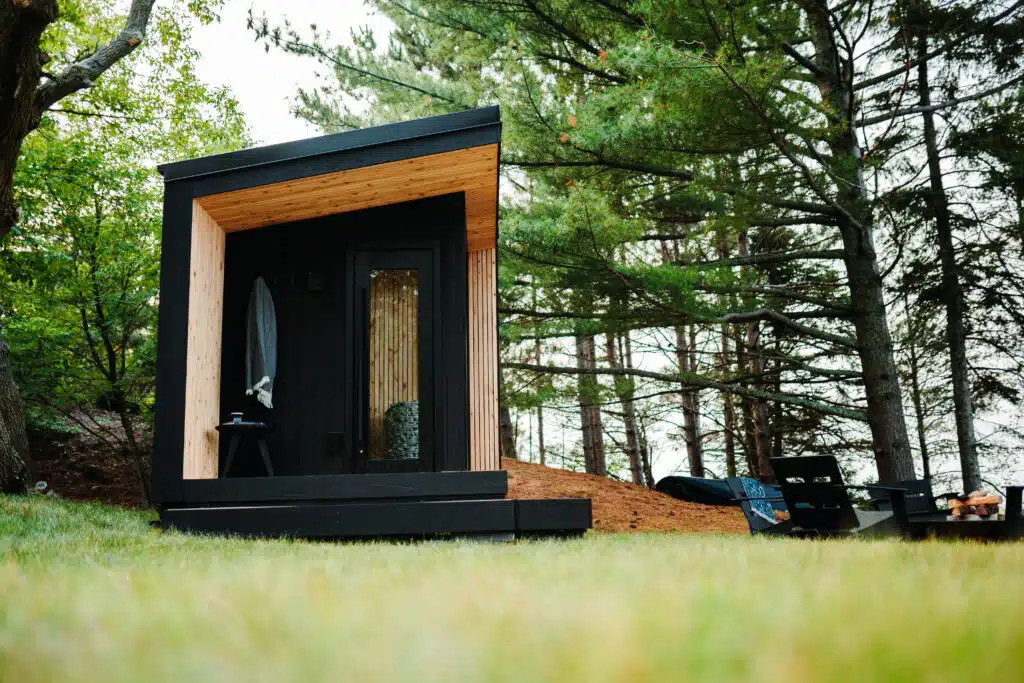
[218,195,469,478]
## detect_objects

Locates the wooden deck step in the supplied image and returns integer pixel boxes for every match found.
[159,497,591,540]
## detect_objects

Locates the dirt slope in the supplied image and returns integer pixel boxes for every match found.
[503,457,748,534]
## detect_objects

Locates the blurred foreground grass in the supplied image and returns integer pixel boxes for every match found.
[2,494,1022,682]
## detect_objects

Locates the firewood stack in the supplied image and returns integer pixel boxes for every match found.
[947,490,1001,520]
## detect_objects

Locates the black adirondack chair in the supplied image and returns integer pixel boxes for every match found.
[770,456,910,538]
[725,477,792,536]
[864,479,956,521]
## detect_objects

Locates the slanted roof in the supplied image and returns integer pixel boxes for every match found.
[159,107,501,251]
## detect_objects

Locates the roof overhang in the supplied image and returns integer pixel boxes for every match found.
[159,107,501,251]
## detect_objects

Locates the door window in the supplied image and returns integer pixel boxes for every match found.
[368,269,420,461]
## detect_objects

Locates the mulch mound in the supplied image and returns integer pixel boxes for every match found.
[503,457,748,534]
[28,419,148,508]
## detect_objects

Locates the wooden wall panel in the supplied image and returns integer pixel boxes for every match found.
[183,202,225,479]
[368,269,419,459]
[468,248,498,471]
[197,144,499,252]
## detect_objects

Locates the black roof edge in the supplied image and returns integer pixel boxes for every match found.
[158,105,500,183]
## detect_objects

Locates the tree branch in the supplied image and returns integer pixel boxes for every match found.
[502,362,868,421]
[754,20,830,81]
[687,248,845,268]
[719,308,858,347]
[504,157,693,180]
[857,73,1024,127]
[35,0,156,110]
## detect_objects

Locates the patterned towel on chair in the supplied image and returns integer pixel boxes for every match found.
[741,477,777,524]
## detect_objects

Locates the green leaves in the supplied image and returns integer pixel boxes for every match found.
[3,0,249,432]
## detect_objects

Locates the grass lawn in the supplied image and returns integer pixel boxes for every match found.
[2,495,1022,682]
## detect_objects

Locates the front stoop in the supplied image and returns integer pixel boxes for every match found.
[159,497,591,540]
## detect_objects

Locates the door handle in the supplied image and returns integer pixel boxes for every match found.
[356,285,368,453]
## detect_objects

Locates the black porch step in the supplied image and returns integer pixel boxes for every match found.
[159,497,591,540]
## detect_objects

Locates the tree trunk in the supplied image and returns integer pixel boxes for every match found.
[575,333,606,475]
[499,404,517,460]
[0,315,29,493]
[115,398,151,505]
[720,324,738,478]
[804,2,915,482]
[717,238,738,478]
[638,419,655,488]
[534,404,545,465]
[735,326,759,478]
[0,1,59,493]
[531,286,546,465]
[917,34,981,493]
[735,228,770,480]
[675,324,703,476]
[1,1,56,237]
[745,320,775,483]
[904,303,932,481]
[609,332,643,484]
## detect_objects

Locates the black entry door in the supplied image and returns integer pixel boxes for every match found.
[352,249,436,473]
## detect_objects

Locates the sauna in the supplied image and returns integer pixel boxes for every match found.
[151,107,590,538]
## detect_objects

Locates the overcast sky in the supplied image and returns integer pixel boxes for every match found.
[191,1,391,145]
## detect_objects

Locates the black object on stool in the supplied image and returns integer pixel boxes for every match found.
[216,421,274,477]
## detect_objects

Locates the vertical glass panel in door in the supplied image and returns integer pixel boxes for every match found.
[368,269,419,460]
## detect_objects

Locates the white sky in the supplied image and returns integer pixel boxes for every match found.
[192,1,390,145]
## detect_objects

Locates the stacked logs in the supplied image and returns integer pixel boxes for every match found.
[947,490,1001,519]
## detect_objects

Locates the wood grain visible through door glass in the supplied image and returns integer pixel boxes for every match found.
[368,269,419,460]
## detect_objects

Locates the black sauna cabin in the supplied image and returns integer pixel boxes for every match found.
[152,107,590,538]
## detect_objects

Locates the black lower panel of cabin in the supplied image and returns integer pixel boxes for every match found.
[159,498,592,540]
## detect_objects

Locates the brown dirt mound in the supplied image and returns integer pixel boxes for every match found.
[28,417,147,508]
[503,457,748,534]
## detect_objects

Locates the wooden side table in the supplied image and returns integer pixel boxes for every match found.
[216,422,274,477]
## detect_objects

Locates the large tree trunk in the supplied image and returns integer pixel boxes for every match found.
[804,2,915,482]
[842,238,916,482]
[0,315,29,493]
[917,35,981,493]
[0,1,58,493]
[575,333,606,475]
[1,1,56,237]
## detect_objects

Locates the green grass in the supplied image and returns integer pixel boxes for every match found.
[2,495,1022,683]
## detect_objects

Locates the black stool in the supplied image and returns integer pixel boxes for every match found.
[216,422,274,477]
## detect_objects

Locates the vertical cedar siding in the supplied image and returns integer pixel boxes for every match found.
[183,201,225,479]
[468,247,499,471]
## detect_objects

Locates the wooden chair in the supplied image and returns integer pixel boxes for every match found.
[770,456,910,538]
[865,479,956,521]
